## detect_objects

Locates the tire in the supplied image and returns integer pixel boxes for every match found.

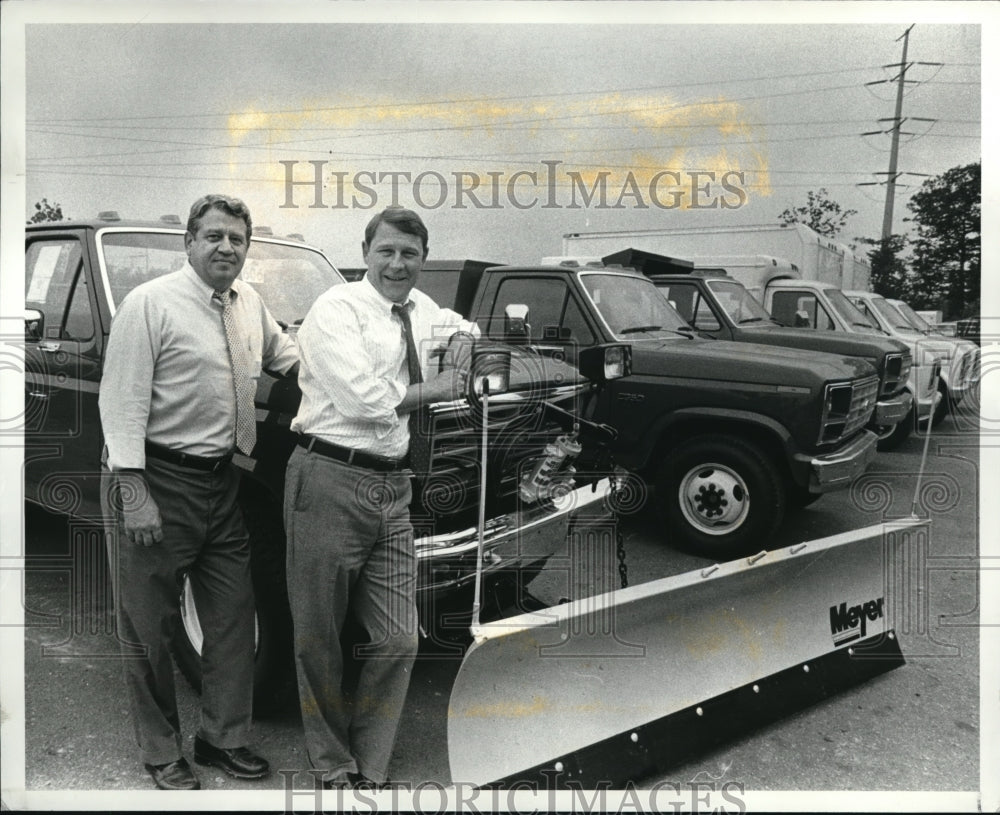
[173,489,296,718]
[654,434,786,561]
[930,382,949,428]
[876,404,914,451]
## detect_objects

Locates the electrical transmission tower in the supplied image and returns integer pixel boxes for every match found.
[860,25,941,240]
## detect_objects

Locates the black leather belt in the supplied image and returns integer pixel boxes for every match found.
[145,440,234,473]
[297,435,409,472]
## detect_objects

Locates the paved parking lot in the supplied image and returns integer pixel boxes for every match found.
[15,409,982,803]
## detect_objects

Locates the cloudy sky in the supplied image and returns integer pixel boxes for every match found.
[8,2,987,270]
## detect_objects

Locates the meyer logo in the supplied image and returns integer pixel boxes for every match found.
[829,596,885,645]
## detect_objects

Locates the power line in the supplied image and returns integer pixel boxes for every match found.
[26,66,888,125]
[24,166,894,190]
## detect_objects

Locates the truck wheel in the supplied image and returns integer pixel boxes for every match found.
[876,405,914,451]
[655,434,785,561]
[172,492,296,718]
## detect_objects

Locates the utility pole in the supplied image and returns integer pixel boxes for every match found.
[880,24,913,241]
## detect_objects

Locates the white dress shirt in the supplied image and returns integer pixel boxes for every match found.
[99,262,298,470]
[291,276,477,458]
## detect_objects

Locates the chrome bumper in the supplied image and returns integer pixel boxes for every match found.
[414,478,613,596]
[802,430,878,493]
[872,390,913,427]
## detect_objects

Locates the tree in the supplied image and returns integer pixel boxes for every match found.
[28,198,65,223]
[778,188,858,239]
[903,161,980,319]
[860,234,910,301]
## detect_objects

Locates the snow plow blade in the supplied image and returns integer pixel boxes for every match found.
[447,519,921,788]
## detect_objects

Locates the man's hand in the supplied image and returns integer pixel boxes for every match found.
[423,364,469,404]
[117,472,164,546]
[396,364,469,415]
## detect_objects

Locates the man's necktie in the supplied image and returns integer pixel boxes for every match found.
[392,302,423,385]
[215,290,257,455]
[393,301,427,469]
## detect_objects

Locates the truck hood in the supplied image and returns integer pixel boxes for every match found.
[738,324,909,365]
[629,338,875,386]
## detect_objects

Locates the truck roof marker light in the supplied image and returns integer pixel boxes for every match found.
[255,226,274,236]
[97,211,121,221]
[286,233,305,241]
[159,214,181,224]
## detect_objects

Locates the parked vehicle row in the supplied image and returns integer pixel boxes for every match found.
[24,212,961,716]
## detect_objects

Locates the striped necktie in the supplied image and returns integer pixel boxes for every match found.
[215,289,257,455]
[393,301,427,469]
[392,302,423,385]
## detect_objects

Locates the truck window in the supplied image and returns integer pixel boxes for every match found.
[658,283,695,322]
[770,291,833,331]
[99,230,344,325]
[487,276,595,347]
[661,283,719,330]
[25,238,94,341]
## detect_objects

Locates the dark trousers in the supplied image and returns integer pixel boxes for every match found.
[284,446,419,783]
[101,457,256,766]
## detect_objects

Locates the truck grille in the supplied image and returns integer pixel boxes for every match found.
[956,347,980,387]
[881,351,911,398]
[410,387,584,525]
[819,376,879,445]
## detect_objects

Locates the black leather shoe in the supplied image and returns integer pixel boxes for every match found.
[144,757,201,790]
[322,773,353,790]
[193,737,269,779]
[349,772,388,790]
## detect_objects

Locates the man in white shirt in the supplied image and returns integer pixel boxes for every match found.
[286,207,475,789]
[99,194,296,790]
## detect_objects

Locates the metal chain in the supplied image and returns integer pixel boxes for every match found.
[609,471,628,589]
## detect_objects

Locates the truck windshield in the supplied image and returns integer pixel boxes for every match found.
[868,296,919,333]
[99,230,344,325]
[890,300,933,332]
[580,273,690,339]
[826,289,878,330]
[705,279,772,324]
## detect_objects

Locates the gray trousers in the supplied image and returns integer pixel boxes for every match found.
[101,457,256,766]
[284,446,419,782]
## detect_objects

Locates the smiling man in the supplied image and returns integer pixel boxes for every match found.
[98,194,298,790]
[285,207,476,789]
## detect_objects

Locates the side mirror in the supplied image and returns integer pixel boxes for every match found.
[579,343,632,384]
[25,308,44,340]
[470,343,512,397]
[504,303,530,343]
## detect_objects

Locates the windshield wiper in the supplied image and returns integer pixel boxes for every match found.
[737,317,766,324]
[620,325,663,335]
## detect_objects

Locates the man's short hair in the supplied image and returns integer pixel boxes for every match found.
[186,194,254,240]
[364,207,429,254]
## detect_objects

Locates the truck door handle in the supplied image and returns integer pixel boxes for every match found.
[28,391,49,399]
[39,342,61,353]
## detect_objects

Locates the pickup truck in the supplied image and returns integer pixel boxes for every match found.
[22,215,624,711]
[847,291,979,428]
[426,259,881,560]
[753,278,942,448]
[645,268,914,450]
